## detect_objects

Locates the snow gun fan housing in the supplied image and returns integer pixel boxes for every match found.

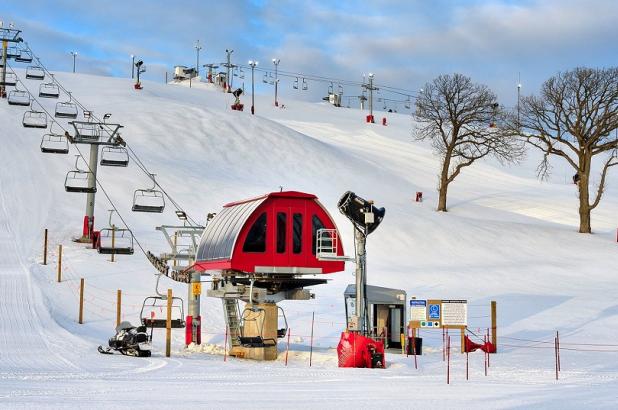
[337,191,385,236]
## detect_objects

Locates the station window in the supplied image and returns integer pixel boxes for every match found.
[312,215,325,255]
[277,212,286,253]
[243,212,267,253]
[293,213,303,254]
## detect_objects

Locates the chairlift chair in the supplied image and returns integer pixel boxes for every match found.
[25,66,45,80]
[97,210,134,255]
[328,82,334,95]
[15,50,33,63]
[132,174,165,213]
[140,296,185,328]
[302,78,308,91]
[293,77,299,90]
[22,110,47,129]
[40,132,69,154]
[6,46,20,59]
[262,72,268,84]
[239,67,245,79]
[7,90,31,106]
[0,71,17,86]
[338,84,344,95]
[65,155,96,193]
[100,146,129,167]
[39,82,60,99]
[237,305,288,348]
[55,97,78,119]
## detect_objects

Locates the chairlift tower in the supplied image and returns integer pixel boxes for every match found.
[222,49,234,92]
[0,25,23,98]
[361,73,378,122]
[67,118,125,242]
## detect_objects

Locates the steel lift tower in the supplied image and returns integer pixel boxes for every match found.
[0,25,23,98]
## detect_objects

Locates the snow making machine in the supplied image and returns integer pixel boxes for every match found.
[192,191,346,361]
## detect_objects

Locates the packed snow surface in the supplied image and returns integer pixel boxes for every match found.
[1,69,617,409]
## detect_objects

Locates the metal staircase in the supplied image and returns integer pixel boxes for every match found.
[222,298,241,349]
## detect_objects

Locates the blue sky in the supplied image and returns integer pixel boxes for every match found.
[3,0,617,107]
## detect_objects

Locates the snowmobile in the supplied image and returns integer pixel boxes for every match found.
[98,321,152,357]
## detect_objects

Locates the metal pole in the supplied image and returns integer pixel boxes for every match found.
[195,40,201,77]
[354,229,366,335]
[188,271,200,345]
[110,224,116,263]
[369,74,374,121]
[80,145,99,242]
[273,58,280,107]
[131,55,135,79]
[249,61,257,115]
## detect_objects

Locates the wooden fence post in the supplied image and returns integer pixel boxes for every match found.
[43,229,48,265]
[78,278,84,324]
[116,289,122,327]
[111,225,116,263]
[57,244,62,282]
[166,288,172,357]
[491,300,497,352]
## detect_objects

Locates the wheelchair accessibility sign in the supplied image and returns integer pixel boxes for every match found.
[428,303,441,319]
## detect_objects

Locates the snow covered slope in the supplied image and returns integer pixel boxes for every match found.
[1,70,617,409]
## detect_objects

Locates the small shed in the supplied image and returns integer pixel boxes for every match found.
[194,191,345,275]
[344,284,407,349]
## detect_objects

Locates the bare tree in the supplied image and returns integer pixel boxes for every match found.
[414,73,524,211]
[514,67,618,233]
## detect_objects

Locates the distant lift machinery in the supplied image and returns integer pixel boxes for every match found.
[140,275,185,329]
[55,92,78,119]
[96,209,134,255]
[132,174,165,213]
[7,89,31,106]
[100,146,129,167]
[22,102,47,128]
[40,132,69,154]
[25,66,45,80]
[39,82,60,99]
[65,155,97,193]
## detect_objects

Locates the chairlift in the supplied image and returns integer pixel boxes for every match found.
[338,84,343,95]
[23,106,47,129]
[328,82,333,95]
[262,72,268,84]
[73,121,100,141]
[404,97,411,110]
[15,49,33,63]
[0,71,17,86]
[39,82,60,99]
[302,78,308,91]
[239,67,245,79]
[65,155,96,193]
[237,304,288,348]
[268,72,274,85]
[40,132,69,154]
[293,77,298,90]
[100,146,129,167]
[25,66,45,80]
[7,89,30,106]
[97,210,134,255]
[55,92,78,118]
[140,295,185,329]
[6,46,20,59]
[132,174,165,213]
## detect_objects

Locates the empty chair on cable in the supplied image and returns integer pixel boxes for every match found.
[6,46,20,59]
[7,90,31,106]
[100,146,129,167]
[39,82,60,99]
[26,66,45,80]
[96,210,134,255]
[15,49,33,63]
[140,296,185,328]
[55,101,78,119]
[40,131,69,155]
[0,71,17,86]
[65,155,96,193]
[132,174,165,213]
[23,105,47,129]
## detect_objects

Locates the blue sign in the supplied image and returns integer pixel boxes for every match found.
[428,304,440,319]
[410,300,426,307]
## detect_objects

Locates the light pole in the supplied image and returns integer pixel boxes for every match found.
[361,73,378,122]
[517,73,522,128]
[70,51,77,73]
[131,54,135,79]
[195,40,202,77]
[272,58,280,107]
[248,60,258,115]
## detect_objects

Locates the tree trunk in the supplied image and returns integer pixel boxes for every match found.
[437,154,451,212]
[578,155,592,233]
